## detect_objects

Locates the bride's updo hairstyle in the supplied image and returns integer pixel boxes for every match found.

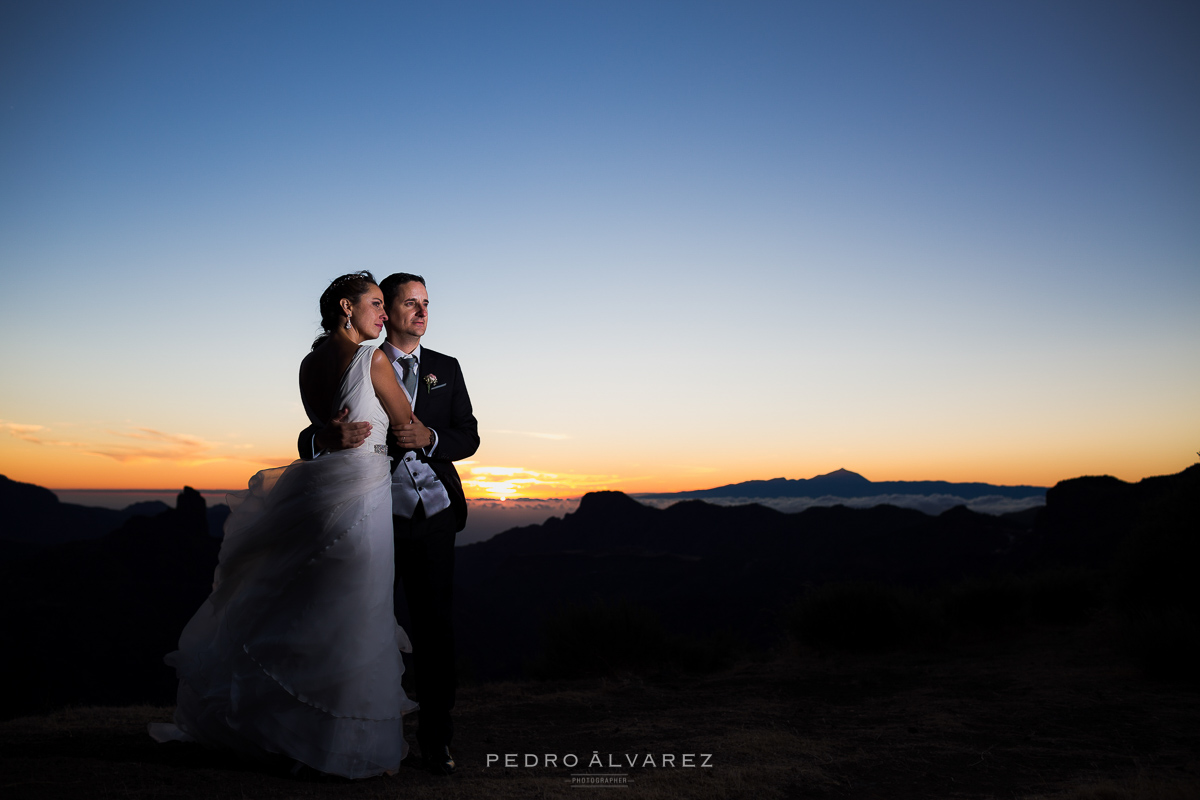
[311,271,379,351]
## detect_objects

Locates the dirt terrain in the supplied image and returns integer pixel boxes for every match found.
[3,620,1197,799]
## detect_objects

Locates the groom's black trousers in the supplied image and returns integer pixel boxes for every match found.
[393,505,457,754]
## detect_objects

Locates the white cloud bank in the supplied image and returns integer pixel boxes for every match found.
[636,494,1045,516]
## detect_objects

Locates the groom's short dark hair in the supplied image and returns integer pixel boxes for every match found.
[380,273,426,306]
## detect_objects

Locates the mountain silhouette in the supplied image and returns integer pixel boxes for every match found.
[2,466,1194,716]
[452,466,1195,679]
[0,474,230,544]
[0,474,170,545]
[1023,465,1200,569]
[0,487,220,717]
[639,468,1046,502]
[451,491,1029,678]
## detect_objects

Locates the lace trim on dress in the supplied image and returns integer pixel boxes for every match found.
[230,489,417,724]
[236,488,404,722]
[297,486,385,569]
[240,648,407,721]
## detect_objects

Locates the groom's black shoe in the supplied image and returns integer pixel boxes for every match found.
[424,746,456,776]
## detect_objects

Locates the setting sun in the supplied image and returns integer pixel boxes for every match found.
[460,465,626,500]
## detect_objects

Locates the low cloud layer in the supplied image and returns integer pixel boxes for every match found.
[636,494,1046,516]
[460,497,582,545]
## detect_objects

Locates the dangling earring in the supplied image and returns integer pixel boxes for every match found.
[344,315,352,330]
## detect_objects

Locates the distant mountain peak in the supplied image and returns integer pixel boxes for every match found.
[636,468,1047,503]
[573,490,648,518]
[813,468,869,482]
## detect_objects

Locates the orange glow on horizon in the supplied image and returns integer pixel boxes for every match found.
[459,465,629,500]
[5,454,1193,498]
[2,421,1194,496]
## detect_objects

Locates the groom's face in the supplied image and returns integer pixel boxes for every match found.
[386,281,429,341]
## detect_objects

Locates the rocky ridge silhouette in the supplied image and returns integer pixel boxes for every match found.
[1,465,1195,716]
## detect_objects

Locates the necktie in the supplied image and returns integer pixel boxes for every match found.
[398,355,418,398]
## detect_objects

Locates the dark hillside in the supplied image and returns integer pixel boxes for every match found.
[0,488,218,717]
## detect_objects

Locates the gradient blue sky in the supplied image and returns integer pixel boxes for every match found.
[2,1,1197,495]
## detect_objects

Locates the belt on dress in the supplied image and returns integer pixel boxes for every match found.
[374,444,388,454]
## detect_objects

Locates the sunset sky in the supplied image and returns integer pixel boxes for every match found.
[2,1,1197,500]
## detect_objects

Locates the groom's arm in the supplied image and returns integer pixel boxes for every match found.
[298,425,319,460]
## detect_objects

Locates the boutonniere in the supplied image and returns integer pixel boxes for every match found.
[424,374,438,394]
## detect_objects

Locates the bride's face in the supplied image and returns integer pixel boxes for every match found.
[346,285,387,342]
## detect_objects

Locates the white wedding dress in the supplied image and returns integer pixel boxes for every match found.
[150,344,417,778]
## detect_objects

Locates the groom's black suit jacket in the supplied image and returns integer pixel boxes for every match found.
[393,346,479,532]
[297,345,479,533]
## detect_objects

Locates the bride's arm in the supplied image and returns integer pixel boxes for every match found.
[370,349,413,430]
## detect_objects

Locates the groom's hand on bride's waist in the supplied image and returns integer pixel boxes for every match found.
[316,407,372,452]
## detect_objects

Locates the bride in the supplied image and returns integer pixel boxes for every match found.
[150,272,418,778]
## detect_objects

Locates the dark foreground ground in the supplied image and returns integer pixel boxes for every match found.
[3,618,1198,800]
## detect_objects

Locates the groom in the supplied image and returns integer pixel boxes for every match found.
[301,272,479,775]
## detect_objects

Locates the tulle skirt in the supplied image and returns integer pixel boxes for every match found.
[152,450,416,778]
